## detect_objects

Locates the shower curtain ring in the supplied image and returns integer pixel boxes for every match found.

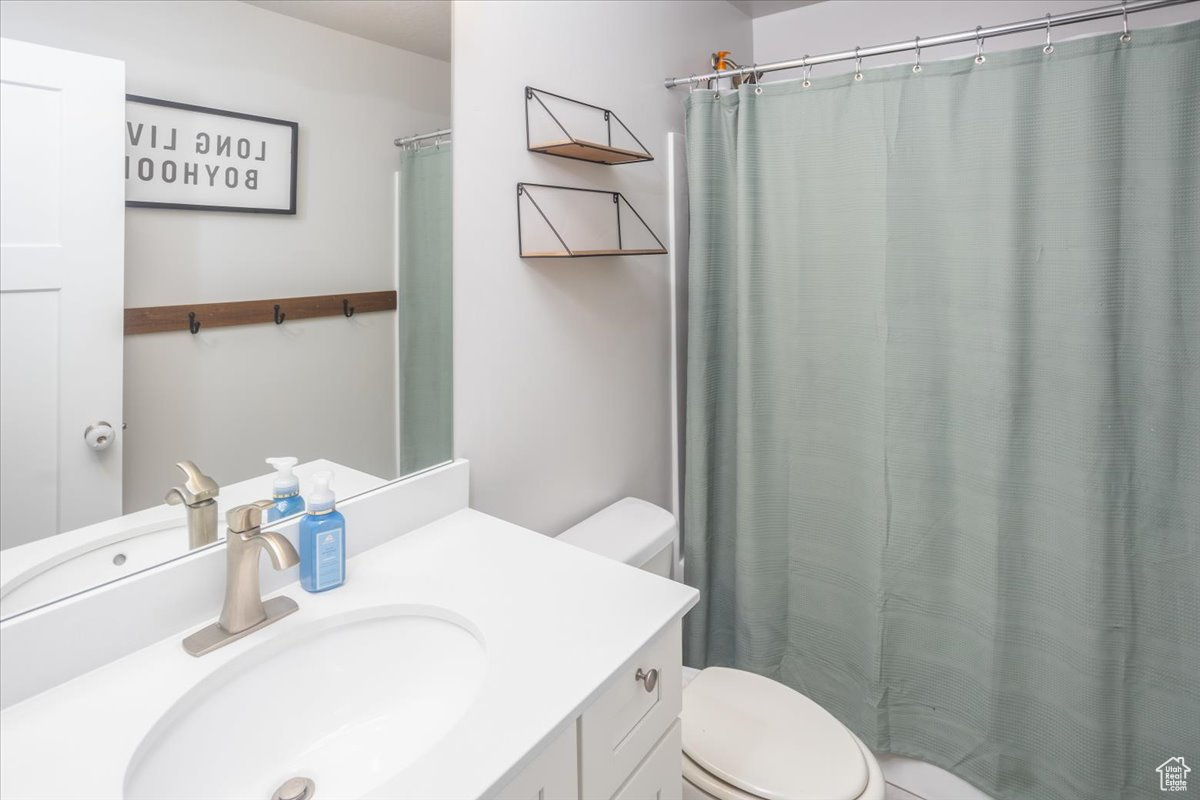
[802,55,812,88]
[1044,14,1055,54]
[912,36,922,72]
[752,63,763,94]
[1119,2,1132,43]
[854,47,863,81]
[975,26,986,64]
[688,74,697,94]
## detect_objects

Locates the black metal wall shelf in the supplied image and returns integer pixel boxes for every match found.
[525,87,653,166]
[517,183,667,258]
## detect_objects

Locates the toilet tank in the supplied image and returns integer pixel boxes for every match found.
[556,497,676,578]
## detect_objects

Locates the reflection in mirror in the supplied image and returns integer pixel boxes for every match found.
[0,0,452,619]
[397,132,453,475]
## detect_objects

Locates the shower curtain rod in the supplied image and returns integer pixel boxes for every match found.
[393,128,451,147]
[663,0,1196,88]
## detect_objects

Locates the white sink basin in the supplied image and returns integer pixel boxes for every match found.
[124,607,486,800]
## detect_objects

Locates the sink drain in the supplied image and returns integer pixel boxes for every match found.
[271,777,315,800]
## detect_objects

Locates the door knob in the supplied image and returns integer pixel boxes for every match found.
[84,421,115,450]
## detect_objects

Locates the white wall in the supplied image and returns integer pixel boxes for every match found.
[753,0,1200,78]
[0,0,450,512]
[452,0,751,535]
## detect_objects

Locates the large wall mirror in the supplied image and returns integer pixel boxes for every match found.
[0,0,452,619]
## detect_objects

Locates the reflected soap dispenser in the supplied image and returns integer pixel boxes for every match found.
[299,470,345,593]
[266,457,305,522]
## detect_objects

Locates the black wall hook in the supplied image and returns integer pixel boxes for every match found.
[273,304,286,325]
[343,298,355,318]
[188,312,201,334]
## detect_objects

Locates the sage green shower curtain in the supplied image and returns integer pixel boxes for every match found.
[397,145,452,475]
[684,21,1199,800]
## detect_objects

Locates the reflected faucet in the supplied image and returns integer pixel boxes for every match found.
[165,461,220,549]
[182,500,300,657]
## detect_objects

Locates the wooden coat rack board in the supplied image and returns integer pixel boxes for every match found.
[124,291,397,335]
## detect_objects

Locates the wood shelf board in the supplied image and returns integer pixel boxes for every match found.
[124,290,397,335]
[529,138,652,165]
[521,248,667,258]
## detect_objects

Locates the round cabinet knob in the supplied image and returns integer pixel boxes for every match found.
[636,667,659,693]
[84,422,116,451]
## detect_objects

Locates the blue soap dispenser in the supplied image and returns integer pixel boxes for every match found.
[265,457,305,521]
[299,470,345,593]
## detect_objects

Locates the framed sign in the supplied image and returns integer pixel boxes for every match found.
[125,95,298,214]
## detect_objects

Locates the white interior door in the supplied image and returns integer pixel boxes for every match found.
[0,38,125,548]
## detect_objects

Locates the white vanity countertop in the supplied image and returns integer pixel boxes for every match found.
[0,508,698,799]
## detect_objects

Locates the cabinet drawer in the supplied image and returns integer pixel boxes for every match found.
[580,620,682,800]
[612,720,683,800]
[494,721,579,800]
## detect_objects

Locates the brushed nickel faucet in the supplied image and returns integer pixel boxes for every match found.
[183,500,300,657]
[165,460,220,549]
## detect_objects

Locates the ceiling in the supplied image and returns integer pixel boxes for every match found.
[241,0,451,62]
[240,0,820,61]
[726,0,823,18]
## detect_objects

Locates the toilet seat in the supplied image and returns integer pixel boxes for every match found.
[682,734,885,800]
[681,667,884,800]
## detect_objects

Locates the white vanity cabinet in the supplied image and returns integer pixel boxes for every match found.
[498,620,684,800]
[494,723,580,800]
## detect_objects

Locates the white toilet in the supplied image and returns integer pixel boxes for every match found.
[558,497,886,800]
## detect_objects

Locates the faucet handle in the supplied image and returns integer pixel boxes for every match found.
[227,500,275,535]
[165,461,219,506]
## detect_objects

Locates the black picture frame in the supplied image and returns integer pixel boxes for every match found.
[124,94,299,215]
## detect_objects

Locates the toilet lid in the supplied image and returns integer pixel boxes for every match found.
[681,667,868,800]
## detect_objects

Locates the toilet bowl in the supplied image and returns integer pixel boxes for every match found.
[558,498,885,800]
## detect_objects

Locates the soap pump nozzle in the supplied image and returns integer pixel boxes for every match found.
[308,470,336,514]
[265,457,299,498]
